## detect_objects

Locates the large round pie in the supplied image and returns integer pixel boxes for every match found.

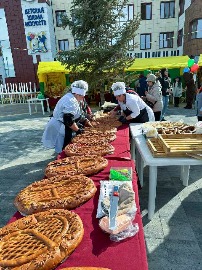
[14,175,97,215]
[0,209,84,270]
[45,155,108,178]
[64,143,114,156]
[92,116,122,128]
[72,133,116,143]
[84,127,117,134]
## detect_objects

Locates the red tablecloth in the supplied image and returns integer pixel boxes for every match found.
[8,124,148,270]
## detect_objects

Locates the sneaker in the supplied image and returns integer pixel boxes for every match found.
[161,118,167,121]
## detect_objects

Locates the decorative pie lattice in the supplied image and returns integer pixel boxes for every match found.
[0,209,84,270]
[72,133,116,143]
[64,142,114,157]
[14,175,97,215]
[45,155,108,178]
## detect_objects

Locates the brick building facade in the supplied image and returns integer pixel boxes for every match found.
[183,0,202,56]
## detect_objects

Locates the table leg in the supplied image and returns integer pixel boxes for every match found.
[134,149,144,187]
[148,166,157,220]
[46,99,50,113]
[34,100,37,112]
[41,100,45,115]
[180,165,190,186]
[130,139,135,160]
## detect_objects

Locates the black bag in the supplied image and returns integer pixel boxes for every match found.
[145,99,156,109]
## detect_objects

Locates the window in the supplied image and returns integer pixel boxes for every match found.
[55,10,66,27]
[190,19,202,39]
[179,0,184,16]
[159,32,174,48]
[117,4,134,25]
[140,34,151,50]
[160,1,175,19]
[141,3,152,20]
[58,39,69,51]
[177,29,183,46]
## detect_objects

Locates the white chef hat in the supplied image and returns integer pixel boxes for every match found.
[111,82,126,96]
[71,80,88,96]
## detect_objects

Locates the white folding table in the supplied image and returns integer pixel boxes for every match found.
[130,123,202,220]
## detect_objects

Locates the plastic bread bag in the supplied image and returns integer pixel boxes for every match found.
[96,181,136,219]
[99,215,139,242]
[110,223,139,242]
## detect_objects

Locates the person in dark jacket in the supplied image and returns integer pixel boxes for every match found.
[158,68,172,121]
[183,72,196,109]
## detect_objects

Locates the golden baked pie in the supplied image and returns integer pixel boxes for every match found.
[92,115,122,127]
[72,133,116,143]
[84,127,117,134]
[64,143,114,157]
[0,209,84,270]
[45,155,108,178]
[14,175,97,215]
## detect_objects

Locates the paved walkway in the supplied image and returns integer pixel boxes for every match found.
[0,102,201,270]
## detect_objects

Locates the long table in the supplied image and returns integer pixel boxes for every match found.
[8,125,148,270]
[130,123,202,220]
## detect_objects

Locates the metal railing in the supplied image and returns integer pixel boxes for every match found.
[0,82,37,104]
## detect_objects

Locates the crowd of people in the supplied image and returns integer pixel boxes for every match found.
[132,68,202,121]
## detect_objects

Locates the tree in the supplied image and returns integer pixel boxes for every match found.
[57,0,141,104]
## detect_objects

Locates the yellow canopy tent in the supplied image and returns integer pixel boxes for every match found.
[126,55,189,71]
[37,61,70,97]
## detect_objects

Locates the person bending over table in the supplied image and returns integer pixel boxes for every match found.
[42,80,92,153]
[109,82,155,123]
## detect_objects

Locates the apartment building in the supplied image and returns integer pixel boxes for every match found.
[52,0,180,59]
[0,0,201,84]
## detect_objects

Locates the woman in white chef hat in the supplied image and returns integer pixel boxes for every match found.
[42,80,91,153]
[109,82,154,123]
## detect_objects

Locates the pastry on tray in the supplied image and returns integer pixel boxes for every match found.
[14,175,97,215]
[64,142,114,157]
[0,209,84,270]
[72,133,116,143]
[45,155,108,178]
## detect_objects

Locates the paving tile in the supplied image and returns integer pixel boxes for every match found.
[182,202,202,218]
[146,237,168,257]
[164,239,202,267]
[148,258,172,270]
[161,220,197,241]
[158,201,187,220]
[144,215,164,239]
[177,185,202,202]
[168,262,202,270]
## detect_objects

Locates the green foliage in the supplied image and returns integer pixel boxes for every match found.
[57,0,141,101]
